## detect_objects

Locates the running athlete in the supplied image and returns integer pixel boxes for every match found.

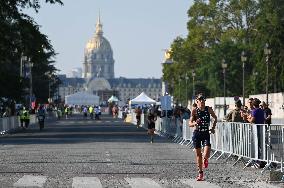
[147,108,157,143]
[189,93,217,181]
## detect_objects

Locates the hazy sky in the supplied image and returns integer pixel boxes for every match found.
[27,0,193,78]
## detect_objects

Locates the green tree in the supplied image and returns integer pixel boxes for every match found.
[163,0,284,102]
[0,0,63,109]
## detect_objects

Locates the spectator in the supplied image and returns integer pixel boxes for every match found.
[247,98,255,113]
[225,100,243,122]
[95,106,101,120]
[173,106,181,127]
[112,105,119,118]
[23,107,30,128]
[83,106,88,118]
[247,98,264,124]
[247,98,265,168]
[19,106,25,128]
[261,101,272,125]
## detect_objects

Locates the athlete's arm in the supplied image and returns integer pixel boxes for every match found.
[208,107,217,130]
[189,109,197,127]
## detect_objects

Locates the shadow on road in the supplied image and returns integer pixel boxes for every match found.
[0,114,171,145]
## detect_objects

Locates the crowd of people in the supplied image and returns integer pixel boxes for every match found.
[224,97,272,124]
[81,105,102,120]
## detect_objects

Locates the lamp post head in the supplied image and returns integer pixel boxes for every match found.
[185,73,189,80]
[241,51,247,62]
[264,43,271,55]
[221,59,227,69]
[192,70,196,77]
[22,56,28,61]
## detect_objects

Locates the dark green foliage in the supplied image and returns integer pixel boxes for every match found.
[0,0,63,106]
[163,0,284,102]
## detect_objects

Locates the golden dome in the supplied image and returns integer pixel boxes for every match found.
[85,35,112,54]
[85,15,112,54]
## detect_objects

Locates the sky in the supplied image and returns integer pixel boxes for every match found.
[26,0,193,78]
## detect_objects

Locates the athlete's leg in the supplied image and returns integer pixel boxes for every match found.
[195,148,203,172]
[204,146,211,159]
[203,133,211,168]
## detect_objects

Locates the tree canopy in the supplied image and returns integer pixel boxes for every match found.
[0,0,63,108]
[163,0,284,104]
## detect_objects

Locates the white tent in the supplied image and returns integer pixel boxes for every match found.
[65,91,99,106]
[108,95,119,102]
[130,92,156,105]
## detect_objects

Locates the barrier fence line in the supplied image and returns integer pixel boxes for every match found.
[0,112,57,134]
[0,115,36,134]
[124,110,284,178]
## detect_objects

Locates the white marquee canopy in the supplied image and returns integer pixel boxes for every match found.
[65,91,99,106]
[130,92,156,105]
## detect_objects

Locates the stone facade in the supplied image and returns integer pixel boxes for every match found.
[58,75,161,104]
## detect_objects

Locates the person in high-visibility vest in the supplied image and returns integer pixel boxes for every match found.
[89,106,94,119]
[64,106,69,119]
[19,107,25,128]
[23,107,30,128]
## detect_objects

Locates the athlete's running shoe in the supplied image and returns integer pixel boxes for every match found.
[196,171,204,181]
[204,158,208,168]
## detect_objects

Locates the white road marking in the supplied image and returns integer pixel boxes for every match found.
[125,178,162,188]
[180,179,221,188]
[14,175,47,187]
[72,177,102,188]
[246,182,281,188]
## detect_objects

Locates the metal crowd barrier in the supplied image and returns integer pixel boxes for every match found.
[0,115,36,134]
[122,110,284,178]
[0,111,57,134]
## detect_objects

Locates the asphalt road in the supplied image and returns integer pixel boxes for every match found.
[0,114,282,188]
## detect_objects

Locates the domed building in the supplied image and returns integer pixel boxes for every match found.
[58,16,162,104]
[83,16,114,80]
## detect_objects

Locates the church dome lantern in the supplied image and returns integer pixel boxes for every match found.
[83,14,115,80]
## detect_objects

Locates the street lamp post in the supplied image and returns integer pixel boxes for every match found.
[264,43,271,105]
[192,70,196,104]
[45,73,52,104]
[241,51,247,107]
[185,73,189,106]
[20,54,27,77]
[29,60,33,110]
[48,76,51,103]
[221,59,227,116]
[178,76,181,106]
[253,71,258,94]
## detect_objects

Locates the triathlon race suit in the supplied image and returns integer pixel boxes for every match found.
[192,106,211,149]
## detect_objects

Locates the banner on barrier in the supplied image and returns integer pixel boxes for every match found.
[160,96,172,110]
